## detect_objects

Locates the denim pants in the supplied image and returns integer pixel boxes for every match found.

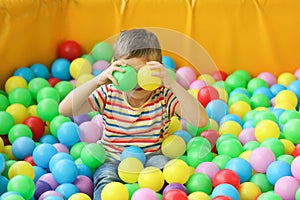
[93,153,171,200]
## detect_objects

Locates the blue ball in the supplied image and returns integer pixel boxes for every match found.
[39,134,59,144]
[44,196,64,200]
[0,191,23,199]
[0,153,6,173]
[243,119,254,129]
[220,114,243,127]
[162,56,175,70]
[120,146,146,164]
[272,108,285,121]
[33,166,46,182]
[12,136,36,160]
[225,157,252,183]
[30,63,50,79]
[270,84,286,96]
[0,175,8,195]
[253,87,274,100]
[266,160,292,185]
[51,58,71,81]
[49,152,74,172]
[57,122,81,147]
[55,183,79,199]
[211,183,240,200]
[205,99,228,123]
[32,143,58,169]
[52,159,78,184]
[173,130,193,145]
[13,67,36,83]
[229,88,250,98]
[77,164,93,179]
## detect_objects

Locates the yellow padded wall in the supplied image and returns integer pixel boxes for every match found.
[0,0,300,89]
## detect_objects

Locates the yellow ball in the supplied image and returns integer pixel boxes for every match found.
[118,157,144,183]
[8,161,34,180]
[254,107,268,111]
[27,105,38,116]
[6,103,30,124]
[280,139,295,155]
[216,87,228,103]
[239,150,252,161]
[163,159,190,184]
[188,89,199,99]
[229,101,252,120]
[161,135,186,159]
[168,116,182,134]
[0,137,4,153]
[76,73,94,87]
[277,72,296,87]
[188,191,211,200]
[219,121,242,137]
[274,102,296,110]
[197,74,215,85]
[5,76,28,94]
[275,90,298,108]
[3,145,15,160]
[255,120,280,143]
[138,166,164,192]
[137,65,162,91]
[209,119,219,132]
[70,58,92,79]
[101,182,129,200]
[238,182,261,200]
[69,193,92,200]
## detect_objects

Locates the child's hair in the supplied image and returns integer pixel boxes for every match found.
[113,29,162,62]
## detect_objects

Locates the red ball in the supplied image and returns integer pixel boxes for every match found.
[163,189,188,200]
[212,195,232,200]
[212,70,228,81]
[48,77,61,87]
[200,130,219,152]
[23,116,45,141]
[197,86,219,107]
[24,155,36,166]
[58,40,82,61]
[212,169,240,189]
[292,142,300,157]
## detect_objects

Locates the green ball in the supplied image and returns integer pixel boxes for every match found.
[296,187,300,200]
[233,69,252,83]
[0,90,7,97]
[247,78,268,94]
[283,118,300,144]
[7,175,35,200]
[279,110,300,125]
[250,173,273,193]
[37,87,60,103]
[256,191,282,200]
[216,134,239,149]
[213,81,232,94]
[49,115,72,137]
[81,54,96,65]
[37,98,59,121]
[212,154,231,169]
[243,110,259,122]
[91,42,113,62]
[186,147,213,168]
[8,88,32,107]
[260,138,285,158]
[8,124,33,144]
[54,81,74,100]
[250,94,270,109]
[112,66,137,92]
[185,173,212,194]
[81,143,106,169]
[225,74,247,89]
[70,142,87,160]
[277,154,294,165]
[0,94,9,111]
[28,77,50,99]
[187,136,212,152]
[253,110,277,127]
[228,93,250,107]
[243,141,260,151]
[0,111,14,135]
[156,193,163,200]
[217,138,243,158]
[125,183,140,199]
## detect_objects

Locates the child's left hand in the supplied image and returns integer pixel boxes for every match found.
[146,61,176,89]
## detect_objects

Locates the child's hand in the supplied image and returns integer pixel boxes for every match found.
[96,60,127,86]
[146,61,175,89]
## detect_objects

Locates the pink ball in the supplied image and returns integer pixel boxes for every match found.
[176,66,196,89]
[79,121,102,143]
[274,176,300,200]
[195,161,219,180]
[70,79,76,87]
[257,72,277,87]
[270,97,276,107]
[131,188,158,200]
[238,128,256,145]
[73,175,94,197]
[249,147,276,173]
[38,173,59,190]
[92,60,110,71]
[53,143,70,154]
[180,119,187,131]
[294,68,300,79]
[38,190,63,200]
[291,156,300,180]
[91,114,104,131]
[189,80,207,90]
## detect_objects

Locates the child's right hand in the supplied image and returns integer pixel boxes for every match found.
[96,60,127,86]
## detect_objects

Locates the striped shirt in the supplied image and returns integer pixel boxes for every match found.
[88,84,179,160]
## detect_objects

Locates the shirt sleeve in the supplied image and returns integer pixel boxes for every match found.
[88,85,107,114]
[164,88,179,118]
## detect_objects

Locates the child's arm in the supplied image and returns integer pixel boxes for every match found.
[148,61,209,128]
[58,60,126,117]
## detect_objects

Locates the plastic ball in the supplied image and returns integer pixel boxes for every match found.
[187,191,210,200]
[189,79,207,90]
[250,94,271,108]
[112,65,137,91]
[68,193,91,200]
[212,169,240,189]
[168,116,182,134]
[14,67,36,83]
[205,99,228,123]
[257,71,277,87]
[163,183,188,195]
[120,146,146,164]
[274,176,300,200]
[197,86,219,107]
[195,161,219,180]
[162,56,176,70]
[175,66,196,89]
[212,70,228,81]
[70,142,87,160]
[138,166,164,192]
[51,159,78,184]
[8,160,34,180]
[185,172,212,194]
[76,73,95,87]
[69,58,92,79]
[37,87,60,103]
[238,182,261,200]
[8,88,31,107]
[12,136,36,160]
[80,143,106,169]
[59,40,82,61]
[8,124,32,144]
[57,122,80,147]
[137,65,162,91]
[217,138,243,158]
[163,159,190,184]
[79,121,101,143]
[92,60,110,71]
[6,103,30,124]
[51,58,71,80]
[118,157,144,183]
[7,175,35,200]
[249,147,275,173]
[161,134,186,159]
[54,81,74,100]
[0,111,14,135]
[5,76,28,94]
[228,93,250,107]
[73,175,94,197]
[250,173,273,193]
[32,143,58,169]
[186,137,212,168]
[200,129,219,152]
[266,160,292,185]
[211,183,239,200]
[229,101,252,120]
[257,191,282,200]
[277,72,296,87]
[49,115,72,137]
[23,116,45,141]
[101,181,129,200]
[219,120,242,137]
[238,128,256,145]
[162,189,188,200]
[37,98,59,121]
[49,152,73,172]
[0,94,9,111]
[48,77,61,87]
[279,110,300,125]
[275,90,298,108]
[28,77,50,99]
[255,120,280,143]
[91,41,113,62]
[225,158,252,183]
[260,138,285,158]
[291,156,300,179]
[0,154,5,173]
[39,134,58,144]
[33,166,46,182]
[38,191,63,200]
[173,130,193,145]
[225,74,247,89]
[212,155,231,170]
[30,63,50,79]
[38,173,59,190]
[247,78,268,95]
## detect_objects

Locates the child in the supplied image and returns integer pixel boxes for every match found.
[58,28,209,199]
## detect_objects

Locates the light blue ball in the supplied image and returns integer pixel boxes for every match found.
[32,143,58,169]
[30,63,50,79]
[220,114,243,127]
[173,130,193,145]
[55,183,79,199]
[76,164,93,179]
[270,84,286,96]
[57,122,81,147]
[52,159,78,184]
[33,166,46,182]
[205,99,228,123]
[120,146,146,164]
[43,196,63,200]
[0,175,8,196]
[253,87,274,100]
[266,160,292,185]
[13,67,35,83]
[226,157,252,183]
[229,87,250,98]
[162,56,175,70]
[51,58,71,81]
[39,134,59,144]
[49,152,74,172]
[211,183,240,200]
[12,137,36,160]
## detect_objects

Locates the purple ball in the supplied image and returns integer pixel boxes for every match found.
[73,175,94,197]
[34,180,52,199]
[71,114,91,125]
[162,183,188,195]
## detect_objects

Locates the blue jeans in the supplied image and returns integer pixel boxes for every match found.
[93,153,171,200]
